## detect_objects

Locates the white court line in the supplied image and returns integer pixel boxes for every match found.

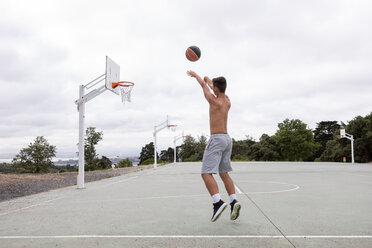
[146,165,171,175]
[88,176,139,190]
[247,185,299,195]
[0,197,64,217]
[60,193,210,204]
[0,235,371,239]
[235,181,300,195]
[54,182,299,205]
[100,176,138,187]
[234,184,242,194]
[354,174,372,178]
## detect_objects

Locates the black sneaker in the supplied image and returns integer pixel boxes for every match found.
[230,199,241,220]
[211,200,228,222]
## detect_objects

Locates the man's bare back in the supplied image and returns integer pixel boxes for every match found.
[209,94,230,134]
[186,70,231,134]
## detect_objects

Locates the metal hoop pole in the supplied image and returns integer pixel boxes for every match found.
[351,136,355,164]
[153,131,157,168]
[77,85,85,189]
[153,116,172,168]
[173,131,184,163]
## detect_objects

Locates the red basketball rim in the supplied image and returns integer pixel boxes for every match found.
[112,81,134,88]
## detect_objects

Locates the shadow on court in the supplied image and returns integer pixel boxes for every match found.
[0,162,371,248]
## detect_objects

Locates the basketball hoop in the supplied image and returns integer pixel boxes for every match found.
[168,125,177,132]
[340,129,346,137]
[112,81,134,103]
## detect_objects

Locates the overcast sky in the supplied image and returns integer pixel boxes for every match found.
[0,0,371,159]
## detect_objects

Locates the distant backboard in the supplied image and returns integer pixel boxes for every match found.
[105,56,120,95]
[340,129,346,137]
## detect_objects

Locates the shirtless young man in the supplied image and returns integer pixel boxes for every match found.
[187,70,241,222]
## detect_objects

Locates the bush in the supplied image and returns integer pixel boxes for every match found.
[116,158,133,168]
[232,154,250,161]
[85,156,112,171]
[140,158,164,165]
[18,168,28,174]
[184,154,201,162]
[98,156,112,170]
[0,163,17,174]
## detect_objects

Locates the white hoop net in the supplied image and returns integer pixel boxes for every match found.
[168,125,177,132]
[116,82,134,103]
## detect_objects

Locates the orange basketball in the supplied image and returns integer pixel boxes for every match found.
[186,46,201,62]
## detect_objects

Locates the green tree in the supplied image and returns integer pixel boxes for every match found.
[160,147,174,162]
[97,156,112,170]
[84,127,103,170]
[312,121,341,160]
[231,136,256,160]
[179,135,207,161]
[275,119,317,161]
[313,121,340,148]
[116,158,133,168]
[12,136,56,173]
[320,140,346,162]
[179,136,197,161]
[250,134,280,161]
[139,142,157,164]
[195,135,208,160]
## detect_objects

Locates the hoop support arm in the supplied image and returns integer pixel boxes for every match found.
[75,85,107,106]
[173,131,185,143]
[153,116,171,135]
[85,73,105,89]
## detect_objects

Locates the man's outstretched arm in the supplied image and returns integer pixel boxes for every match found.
[187,70,215,103]
[204,76,214,89]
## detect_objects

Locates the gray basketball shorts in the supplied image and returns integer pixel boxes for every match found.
[201,133,233,174]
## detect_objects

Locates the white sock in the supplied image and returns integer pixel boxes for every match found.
[229,194,237,203]
[212,193,221,203]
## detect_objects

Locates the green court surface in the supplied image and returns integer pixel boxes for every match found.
[0,162,371,248]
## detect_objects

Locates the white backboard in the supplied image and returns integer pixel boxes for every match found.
[340,129,346,137]
[105,56,120,95]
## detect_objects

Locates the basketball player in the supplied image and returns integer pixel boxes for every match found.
[187,70,241,222]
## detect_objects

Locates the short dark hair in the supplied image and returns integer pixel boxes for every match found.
[212,77,227,93]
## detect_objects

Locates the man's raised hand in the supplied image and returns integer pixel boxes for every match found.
[187,70,197,78]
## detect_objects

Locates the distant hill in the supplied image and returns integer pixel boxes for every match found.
[53,156,139,166]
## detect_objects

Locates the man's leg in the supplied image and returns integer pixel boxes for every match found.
[201,173,219,196]
[220,172,241,220]
[219,172,235,195]
[202,173,227,222]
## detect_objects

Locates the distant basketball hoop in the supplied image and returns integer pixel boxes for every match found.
[173,131,187,163]
[153,116,177,168]
[338,129,354,163]
[340,129,346,138]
